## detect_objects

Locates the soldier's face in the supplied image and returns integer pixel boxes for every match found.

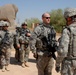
[42,14,51,24]
[22,25,27,28]
[66,17,72,25]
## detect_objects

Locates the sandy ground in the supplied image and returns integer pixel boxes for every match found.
[0,50,60,75]
[0,35,61,75]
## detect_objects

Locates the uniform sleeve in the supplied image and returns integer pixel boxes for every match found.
[53,28,56,40]
[56,28,70,66]
[9,32,14,48]
[0,31,4,44]
[30,26,41,53]
[0,35,2,44]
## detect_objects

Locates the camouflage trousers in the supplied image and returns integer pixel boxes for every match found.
[15,48,20,61]
[61,59,76,75]
[19,45,30,63]
[37,55,54,75]
[0,48,11,66]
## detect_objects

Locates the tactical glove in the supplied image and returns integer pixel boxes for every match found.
[55,66,60,72]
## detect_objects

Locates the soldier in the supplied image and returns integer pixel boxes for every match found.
[0,21,13,72]
[55,8,76,75]
[16,22,31,68]
[31,13,57,75]
[14,26,21,62]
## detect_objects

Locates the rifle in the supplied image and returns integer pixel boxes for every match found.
[40,36,58,60]
[38,27,58,60]
[47,27,58,60]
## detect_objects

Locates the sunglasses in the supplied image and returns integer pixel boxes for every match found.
[22,24,27,26]
[44,17,50,19]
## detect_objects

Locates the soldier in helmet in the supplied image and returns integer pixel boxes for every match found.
[55,8,76,75]
[16,22,31,68]
[0,21,13,72]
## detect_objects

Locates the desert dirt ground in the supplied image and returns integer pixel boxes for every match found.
[0,35,61,75]
[0,51,60,75]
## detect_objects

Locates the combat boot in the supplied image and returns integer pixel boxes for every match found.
[2,66,5,72]
[24,62,29,67]
[21,62,25,68]
[5,65,10,71]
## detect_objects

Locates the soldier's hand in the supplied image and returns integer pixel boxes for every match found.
[17,44,20,48]
[55,66,60,72]
[26,33,31,37]
[33,53,38,58]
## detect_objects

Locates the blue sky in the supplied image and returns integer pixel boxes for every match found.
[0,0,76,24]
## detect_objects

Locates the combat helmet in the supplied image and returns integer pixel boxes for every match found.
[2,21,10,27]
[64,8,76,18]
[21,22,27,26]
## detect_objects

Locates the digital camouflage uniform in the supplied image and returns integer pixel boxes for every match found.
[31,23,56,75]
[16,27,31,64]
[56,8,76,75]
[14,27,21,61]
[0,21,13,71]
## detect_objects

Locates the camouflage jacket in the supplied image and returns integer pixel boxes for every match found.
[56,22,76,66]
[15,27,31,45]
[0,30,13,49]
[30,23,56,55]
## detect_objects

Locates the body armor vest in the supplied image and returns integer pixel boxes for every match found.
[67,26,76,57]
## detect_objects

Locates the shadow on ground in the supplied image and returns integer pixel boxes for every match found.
[10,57,21,66]
[28,58,36,63]
[10,57,36,66]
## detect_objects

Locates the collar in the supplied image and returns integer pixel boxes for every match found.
[43,23,51,28]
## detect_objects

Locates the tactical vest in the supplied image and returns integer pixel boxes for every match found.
[36,25,57,51]
[19,28,29,45]
[2,31,12,45]
[66,26,76,57]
